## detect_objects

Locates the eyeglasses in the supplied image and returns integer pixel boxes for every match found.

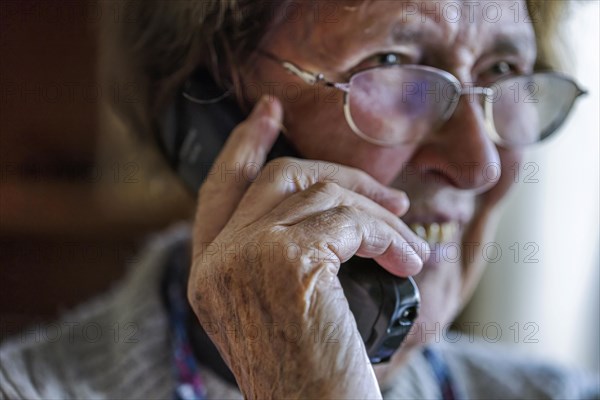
[260,51,587,147]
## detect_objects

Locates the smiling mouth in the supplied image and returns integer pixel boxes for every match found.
[410,222,460,246]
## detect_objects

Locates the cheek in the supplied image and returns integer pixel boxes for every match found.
[459,147,523,299]
[481,147,523,209]
[282,88,347,159]
[281,89,415,184]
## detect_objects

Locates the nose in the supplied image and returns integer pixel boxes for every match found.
[421,94,501,192]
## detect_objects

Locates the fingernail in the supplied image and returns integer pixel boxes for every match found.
[396,191,410,208]
[402,239,427,273]
[388,188,410,215]
[405,250,424,274]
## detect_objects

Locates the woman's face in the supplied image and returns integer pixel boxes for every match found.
[249,0,535,370]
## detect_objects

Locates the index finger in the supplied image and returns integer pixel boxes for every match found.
[194,95,283,245]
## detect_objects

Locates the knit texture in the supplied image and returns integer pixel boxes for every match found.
[2,223,598,399]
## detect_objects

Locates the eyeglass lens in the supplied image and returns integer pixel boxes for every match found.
[346,66,582,146]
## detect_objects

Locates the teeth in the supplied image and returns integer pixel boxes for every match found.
[412,224,427,239]
[410,222,459,246]
[441,222,459,243]
[426,223,440,242]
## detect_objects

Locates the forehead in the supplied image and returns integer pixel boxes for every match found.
[284,0,536,68]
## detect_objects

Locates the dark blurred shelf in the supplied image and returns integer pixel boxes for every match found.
[0,0,193,338]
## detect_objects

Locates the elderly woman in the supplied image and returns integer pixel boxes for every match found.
[1,1,596,399]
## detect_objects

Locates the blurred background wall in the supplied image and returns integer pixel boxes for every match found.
[1,0,598,375]
[0,0,192,339]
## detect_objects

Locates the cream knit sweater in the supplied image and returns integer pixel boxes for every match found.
[1,224,598,399]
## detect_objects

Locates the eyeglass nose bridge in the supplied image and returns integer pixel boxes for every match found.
[440,85,498,139]
[444,85,495,116]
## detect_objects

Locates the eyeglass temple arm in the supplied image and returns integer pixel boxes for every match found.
[257,50,350,92]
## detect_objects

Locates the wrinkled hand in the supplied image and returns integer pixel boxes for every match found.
[188,96,429,399]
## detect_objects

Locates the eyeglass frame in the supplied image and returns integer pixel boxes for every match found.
[258,50,588,148]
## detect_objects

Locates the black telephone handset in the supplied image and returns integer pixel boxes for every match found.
[158,69,420,363]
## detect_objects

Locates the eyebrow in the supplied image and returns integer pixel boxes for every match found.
[389,21,425,45]
[388,20,535,62]
[489,35,534,56]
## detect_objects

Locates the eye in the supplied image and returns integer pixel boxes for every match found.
[352,52,410,72]
[491,61,514,75]
[376,53,404,65]
[483,61,518,81]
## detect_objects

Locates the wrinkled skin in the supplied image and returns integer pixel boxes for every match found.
[188,1,535,397]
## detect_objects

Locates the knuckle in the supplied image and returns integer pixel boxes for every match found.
[310,181,342,197]
[332,204,356,219]
[266,156,295,168]
[263,156,295,179]
[254,115,278,132]
[366,231,392,254]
